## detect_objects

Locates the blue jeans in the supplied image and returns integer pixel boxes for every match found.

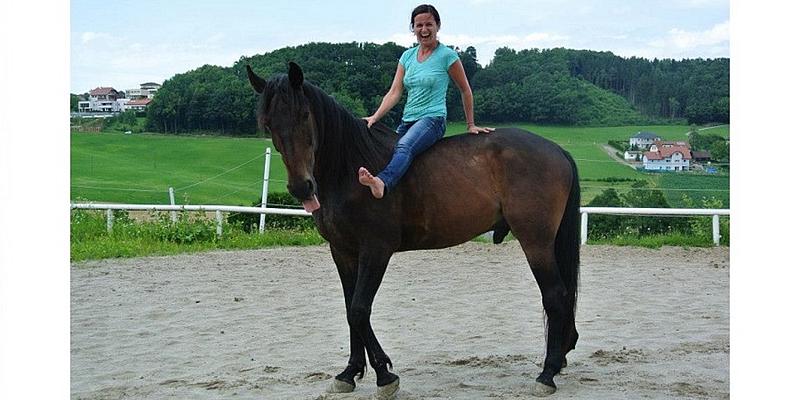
[377,116,446,192]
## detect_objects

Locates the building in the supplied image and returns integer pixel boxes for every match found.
[78,87,124,113]
[691,150,712,163]
[642,141,692,171]
[124,98,152,112]
[623,150,642,161]
[125,82,161,99]
[629,131,663,149]
[76,82,160,114]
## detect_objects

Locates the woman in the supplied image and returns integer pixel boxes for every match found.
[359,4,494,199]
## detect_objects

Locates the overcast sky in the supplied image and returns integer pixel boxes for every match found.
[71,0,729,93]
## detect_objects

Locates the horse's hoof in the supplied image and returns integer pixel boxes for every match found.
[372,376,399,400]
[532,381,557,397]
[326,378,355,393]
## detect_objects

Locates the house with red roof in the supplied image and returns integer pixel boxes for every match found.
[76,82,159,114]
[123,98,152,112]
[642,141,693,171]
[78,87,124,113]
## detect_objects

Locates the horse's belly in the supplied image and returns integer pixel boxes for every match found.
[398,160,501,250]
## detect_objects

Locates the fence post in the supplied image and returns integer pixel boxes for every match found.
[581,211,588,245]
[712,214,720,246]
[106,209,114,233]
[259,147,271,234]
[216,210,223,237]
[169,187,177,223]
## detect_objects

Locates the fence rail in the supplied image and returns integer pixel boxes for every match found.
[70,203,730,246]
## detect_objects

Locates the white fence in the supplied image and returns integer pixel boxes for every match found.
[579,207,730,246]
[70,203,730,246]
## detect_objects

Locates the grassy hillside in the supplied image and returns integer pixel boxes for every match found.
[71,133,285,205]
[72,124,729,207]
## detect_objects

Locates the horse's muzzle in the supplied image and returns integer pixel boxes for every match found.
[288,178,320,213]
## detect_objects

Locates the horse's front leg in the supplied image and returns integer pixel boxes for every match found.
[349,248,400,398]
[327,246,367,393]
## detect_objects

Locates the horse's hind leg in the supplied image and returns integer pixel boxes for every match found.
[507,220,569,396]
[524,243,569,396]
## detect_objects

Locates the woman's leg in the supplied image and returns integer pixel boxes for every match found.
[359,117,445,198]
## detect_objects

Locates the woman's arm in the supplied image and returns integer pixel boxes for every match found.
[448,60,494,134]
[364,63,405,127]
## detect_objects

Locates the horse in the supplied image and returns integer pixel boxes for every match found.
[246,62,580,398]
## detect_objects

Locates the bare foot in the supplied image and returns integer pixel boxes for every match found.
[358,167,385,199]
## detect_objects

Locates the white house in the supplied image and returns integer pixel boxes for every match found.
[624,150,642,161]
[78,87,124,113]
[123,98,152,112]
[629,131,663,149]
[642,141,692,171]
[77,83,159,114]
[125,82,161,99]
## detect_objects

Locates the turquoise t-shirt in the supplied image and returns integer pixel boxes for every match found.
[399,43,460,122]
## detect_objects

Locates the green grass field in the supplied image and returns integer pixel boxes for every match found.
[71,133,287,205]
[71,123,729,207]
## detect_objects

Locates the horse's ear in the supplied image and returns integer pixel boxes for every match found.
[288,62,303,90]
[246,65,266,94]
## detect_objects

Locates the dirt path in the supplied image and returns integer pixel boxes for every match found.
[71,243,729,399]
[599,144,639,170]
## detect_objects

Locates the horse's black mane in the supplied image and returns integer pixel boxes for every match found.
[261,75,397,186]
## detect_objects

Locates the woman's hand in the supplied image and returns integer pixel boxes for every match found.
[363,115,379,128]
[468,124,495,134]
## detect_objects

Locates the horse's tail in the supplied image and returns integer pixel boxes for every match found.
[555,149,580,350]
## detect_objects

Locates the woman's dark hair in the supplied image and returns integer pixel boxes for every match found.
[410,4,441,31]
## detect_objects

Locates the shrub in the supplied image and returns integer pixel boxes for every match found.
[621,185,692,236]
[148,212,217,244]
[586,184,694,241]
[585,188,626,240]
[227,192,316,232]
[607,140,627,152]
[681,194,729,243]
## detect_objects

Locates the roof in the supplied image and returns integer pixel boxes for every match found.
[632,131,661,139]
[89,87,118,96]
[644,141,692,161]
[692,150,712,159]
[127,98,152,106]
[643,151,662,160]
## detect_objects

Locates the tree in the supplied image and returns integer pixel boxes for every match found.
[140,42,728,134]
[70,93,81,112]
[461,46,479,83]
[621,185,691,235]
[710,140,729,162]
[586,189,625,239]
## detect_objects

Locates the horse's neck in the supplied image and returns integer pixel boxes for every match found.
[312,94,390,195]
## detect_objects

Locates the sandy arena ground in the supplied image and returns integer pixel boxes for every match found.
[71,242,729,399]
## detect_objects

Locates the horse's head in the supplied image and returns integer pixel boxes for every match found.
[247,62,320,213]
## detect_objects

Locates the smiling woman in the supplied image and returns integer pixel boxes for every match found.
[359,4,494,199]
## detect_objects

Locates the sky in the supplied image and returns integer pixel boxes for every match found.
[70,0,730,93]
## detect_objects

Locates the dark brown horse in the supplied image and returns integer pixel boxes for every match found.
[247,62,580,397]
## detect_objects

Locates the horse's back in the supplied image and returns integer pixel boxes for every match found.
[396,127,574,250]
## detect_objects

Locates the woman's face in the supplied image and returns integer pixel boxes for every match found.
[413,13,439,46]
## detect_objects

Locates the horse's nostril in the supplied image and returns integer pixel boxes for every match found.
[288,178,316,201]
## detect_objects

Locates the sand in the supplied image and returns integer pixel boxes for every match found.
[71,242,729,399]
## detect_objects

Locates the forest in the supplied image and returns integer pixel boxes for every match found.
[81,42,728,135]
